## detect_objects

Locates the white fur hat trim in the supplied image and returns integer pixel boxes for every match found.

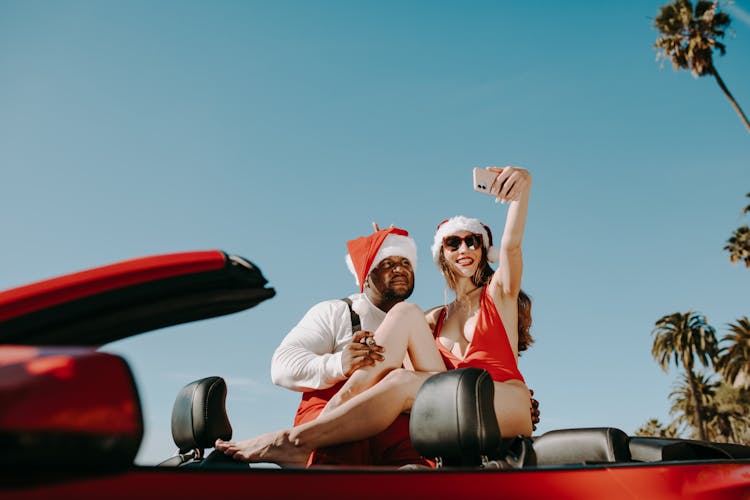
[346,233,418,288]
[431,215,499,266]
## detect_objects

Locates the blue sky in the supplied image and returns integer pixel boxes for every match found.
[1,0,748,464]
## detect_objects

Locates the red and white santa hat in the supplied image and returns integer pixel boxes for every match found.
[431,215,499,267]
[345,226,417,292]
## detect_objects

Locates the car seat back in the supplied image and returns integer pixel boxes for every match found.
[160,376,232,466]
[531,427,631,465]
[409,368,501,466]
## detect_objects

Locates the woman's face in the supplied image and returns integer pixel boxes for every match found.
[441,230,483,278]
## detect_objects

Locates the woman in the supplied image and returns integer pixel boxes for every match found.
[215,166,533,465]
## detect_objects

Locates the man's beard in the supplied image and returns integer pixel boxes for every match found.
[383,284,414,302]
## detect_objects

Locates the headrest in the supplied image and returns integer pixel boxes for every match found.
[171,376,232,453]
[409,368,501,465]
[532,427,630,465]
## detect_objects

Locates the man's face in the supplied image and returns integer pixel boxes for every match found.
[367,256,415,302]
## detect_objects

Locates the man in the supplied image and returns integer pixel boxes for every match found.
[270,225,427,466]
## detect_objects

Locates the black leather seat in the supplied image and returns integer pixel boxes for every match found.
[531,427,631,466]
[409,368,502,466]
[629,437,734,462]
[408,369,632,469]
[160,376,234,467]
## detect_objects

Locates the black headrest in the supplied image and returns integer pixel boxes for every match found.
[532,427,630,465]
[409,368,501,465]
[171,376,232,453]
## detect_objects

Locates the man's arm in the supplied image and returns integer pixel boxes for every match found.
[271,301,349,392]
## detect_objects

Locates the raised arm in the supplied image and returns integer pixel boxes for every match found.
[486,166,532,298]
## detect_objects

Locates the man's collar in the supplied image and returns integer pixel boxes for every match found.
[362,292,387,314]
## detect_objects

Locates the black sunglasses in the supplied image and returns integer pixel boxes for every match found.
[442,234,483,251]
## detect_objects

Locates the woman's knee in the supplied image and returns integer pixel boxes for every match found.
[381,368,417,396]
[382,367,416,384]
[381,368,421,401]
[387,301,424,321]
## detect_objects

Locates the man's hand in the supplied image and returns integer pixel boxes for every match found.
[530,389,540,431]
[341,330,384,377]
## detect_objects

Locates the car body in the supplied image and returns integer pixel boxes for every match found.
[1,250,749,499]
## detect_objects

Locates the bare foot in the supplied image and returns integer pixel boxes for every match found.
[214,430,311,466]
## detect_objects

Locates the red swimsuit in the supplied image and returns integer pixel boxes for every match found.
[433,286,524,383]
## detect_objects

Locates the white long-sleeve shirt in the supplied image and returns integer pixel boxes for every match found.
[271,293,387,392]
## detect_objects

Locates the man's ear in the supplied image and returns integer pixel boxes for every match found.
[363,273,375,292]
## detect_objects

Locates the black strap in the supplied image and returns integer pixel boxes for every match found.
[341,297,362,334]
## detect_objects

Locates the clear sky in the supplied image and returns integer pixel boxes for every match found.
[1,0,748,465]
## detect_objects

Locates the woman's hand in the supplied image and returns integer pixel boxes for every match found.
[487,166,532,203]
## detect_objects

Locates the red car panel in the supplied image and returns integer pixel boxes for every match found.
[3,462,750,499]
[0,250,275,346]
[0,346,141,435]
[0,250,226,321]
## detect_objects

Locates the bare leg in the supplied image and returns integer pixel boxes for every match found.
[293,369,431,448]
[215,373,534,465]
[322,302,445,414]
[493,381,533,437]
[216,369,431,464]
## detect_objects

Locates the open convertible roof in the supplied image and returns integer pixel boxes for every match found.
[0,250,275,346]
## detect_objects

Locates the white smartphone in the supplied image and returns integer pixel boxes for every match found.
[472,167,500,196]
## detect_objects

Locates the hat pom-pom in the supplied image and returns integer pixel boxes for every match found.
[345,254,361,288]
[487,245,500,263]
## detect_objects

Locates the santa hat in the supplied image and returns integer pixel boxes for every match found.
[345,227,417,292]
[431,215,499,267]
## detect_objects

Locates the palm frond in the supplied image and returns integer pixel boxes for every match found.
[724,225,750,268]
[653,0,730,76]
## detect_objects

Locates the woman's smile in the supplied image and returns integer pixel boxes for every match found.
[456,256,474,267]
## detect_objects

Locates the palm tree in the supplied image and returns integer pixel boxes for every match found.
[653,0,750,133]
[669,371,717,439]
[724,194,750,268]
[652,311,719,440]
[635,418,680,438]
[709,381,750,443]
[717,317,750,387]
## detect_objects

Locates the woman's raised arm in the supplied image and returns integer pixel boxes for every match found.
[486,166,532,298]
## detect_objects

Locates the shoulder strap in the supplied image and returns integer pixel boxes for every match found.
[340,297,362,334]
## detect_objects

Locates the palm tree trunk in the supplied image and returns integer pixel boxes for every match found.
[710,66,750,135]
[684,363,708,441]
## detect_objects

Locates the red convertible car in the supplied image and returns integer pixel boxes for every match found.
[1,250,749,499]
